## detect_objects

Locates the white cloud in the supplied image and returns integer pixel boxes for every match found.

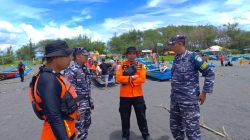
[50,0,108,3]
[92,0,250,42]
[0,21,24,50]
[237,12,250,24]
[225,0,247,5]
[66,8,92,25]
[94,14,165,42]
[0,21,22,33]
[0,1,50,21]
[101,15,163,35]
[68,15,92,24]
[186,1,250,28]
[143,0,250,28]
[19,24,103,42]
[147,0,188,7]
[0,21,104,51]
[0,44,16,51]
[189,2,217,15]
[81,8,91,15]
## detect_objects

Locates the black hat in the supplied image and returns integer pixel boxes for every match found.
[168,35,186,45]
[125,46,139,54]
[44,40,73,58]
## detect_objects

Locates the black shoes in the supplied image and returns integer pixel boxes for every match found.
[122,137,129,140]
[143,135,152,140]
[122,135,151,140]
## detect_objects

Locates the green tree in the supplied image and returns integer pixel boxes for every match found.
[16,39,36,60]
[1,46,15,64]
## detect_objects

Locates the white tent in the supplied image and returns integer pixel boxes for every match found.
[142,49,152,53]
[202,45,223,52]
[99,54,106,57]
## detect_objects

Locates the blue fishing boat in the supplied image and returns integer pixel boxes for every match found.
[0,62,32,80]
[136,58,171,81]
[93,75,115,87]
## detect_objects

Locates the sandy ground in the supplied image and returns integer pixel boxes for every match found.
[0,61,250,140]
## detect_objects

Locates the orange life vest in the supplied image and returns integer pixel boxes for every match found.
[29,71,79,139]
[116,60,146,97]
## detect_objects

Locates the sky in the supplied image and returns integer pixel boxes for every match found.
[0,0,250,51]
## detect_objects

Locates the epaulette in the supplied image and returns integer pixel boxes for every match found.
[137,62,143,70]
[122,63,129,70]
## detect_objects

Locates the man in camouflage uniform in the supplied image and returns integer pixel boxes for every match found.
[168,35,215,140]
[64,47,94,140]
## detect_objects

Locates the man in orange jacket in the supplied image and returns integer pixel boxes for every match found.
[116,47,151,140]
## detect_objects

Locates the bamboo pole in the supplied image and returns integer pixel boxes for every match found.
[156,104,232,140]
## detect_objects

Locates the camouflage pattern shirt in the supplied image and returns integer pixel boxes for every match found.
[171,50,215,102]
[64,62,93,109]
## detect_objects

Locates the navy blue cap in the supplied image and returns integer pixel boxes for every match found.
[73,47,89,56]
[125,46,139,54]
[168,35,186,45]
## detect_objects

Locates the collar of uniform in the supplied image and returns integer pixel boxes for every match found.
[124,60,137,64]
[73,62,84,69]
[181,49,188,59]
[175,49,188,59]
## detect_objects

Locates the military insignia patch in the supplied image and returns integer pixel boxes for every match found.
[195,56,203,62]
[200,62,208,70]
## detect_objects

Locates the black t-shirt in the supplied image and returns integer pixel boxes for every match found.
[99,63,111,75]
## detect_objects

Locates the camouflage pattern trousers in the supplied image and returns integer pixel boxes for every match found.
[76,108,91,140]
[170,99,201,140]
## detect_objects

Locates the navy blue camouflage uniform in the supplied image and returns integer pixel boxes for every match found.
[170,50,215,140]
[64,62,94,140]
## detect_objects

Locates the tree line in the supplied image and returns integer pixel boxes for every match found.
[108,23,250,54]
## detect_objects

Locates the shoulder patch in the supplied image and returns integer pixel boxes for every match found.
[200,63,208,70]
[192,52,208,71]
[195,56,203,62]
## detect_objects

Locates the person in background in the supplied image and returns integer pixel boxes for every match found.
[86,58,93,69]
[202,54,208,62]
[18,62,25,82]
[99,59,112,89]
[219,54,225,66]
[90,61,99,76]
[152,50,158,65]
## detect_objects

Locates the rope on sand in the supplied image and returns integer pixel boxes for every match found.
[155,104,232,140]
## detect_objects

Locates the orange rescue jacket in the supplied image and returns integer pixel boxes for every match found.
[29,73,78,140]
[116,60,146,97]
